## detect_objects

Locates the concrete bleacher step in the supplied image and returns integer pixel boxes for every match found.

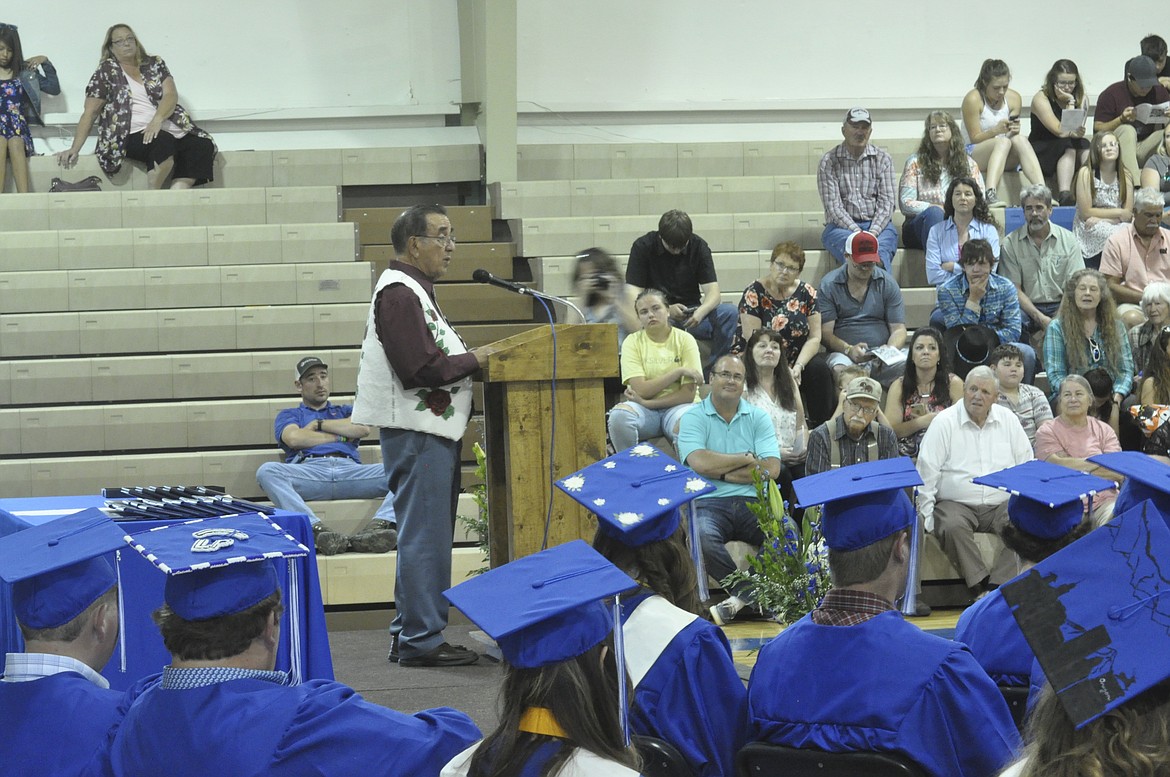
[254,496,482,540]
[317,547,485,607]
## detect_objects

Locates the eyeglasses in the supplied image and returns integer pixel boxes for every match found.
[412,233,456,246]
[845,399,878,417]
[111,36,136,47]
[711,371,746,383]
[772,262,800,275]
[1056,78,1078,88]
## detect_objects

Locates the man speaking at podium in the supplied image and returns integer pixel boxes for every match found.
[353,204,492,668]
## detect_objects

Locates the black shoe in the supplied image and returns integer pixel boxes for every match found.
[312,523,348,556]
[349,519,398,554]
[1057,190,1075,207]
[908,601,932,617]
[388,635,399,663]
[398,642,480,667]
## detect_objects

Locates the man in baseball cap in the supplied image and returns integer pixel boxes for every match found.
[1094,55,1170,184]
[806,375,898,475]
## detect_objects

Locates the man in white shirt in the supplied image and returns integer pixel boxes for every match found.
[916,367,1034,597]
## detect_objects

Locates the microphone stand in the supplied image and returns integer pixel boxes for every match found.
[526,288,586,325]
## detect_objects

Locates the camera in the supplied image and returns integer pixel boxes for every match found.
[592,273,611,291]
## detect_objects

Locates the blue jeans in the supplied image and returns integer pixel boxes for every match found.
[256,458,397,526]
[380,428,461,659]
[901,206,945,251]
[607,401,695,451]
[695,496,765,602]
[821,220,899,272]
[676,302,738,370]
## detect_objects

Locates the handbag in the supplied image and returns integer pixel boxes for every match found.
[49,176,102,193]
[1129,404,1170,437]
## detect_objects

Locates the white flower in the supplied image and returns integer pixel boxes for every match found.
[562,475,585,492]
[593,498,606,506]
[685,478,708,493]
[615,512,643,526]
[631,444,656,457]
[603,461,617,469]
[663,464,678,472]
[657,498,670,506]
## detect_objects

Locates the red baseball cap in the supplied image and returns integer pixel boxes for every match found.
[846,232,880,264]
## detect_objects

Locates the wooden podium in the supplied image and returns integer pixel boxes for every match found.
[478,323,620,564]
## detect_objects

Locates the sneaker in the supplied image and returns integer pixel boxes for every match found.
[709,599,741,627]
[907,600,932,617]
[985,187,1004,207]
[311,523,348,556]
[1057,190,1075,207]
[398,641,480,667]
[349,519,398,554]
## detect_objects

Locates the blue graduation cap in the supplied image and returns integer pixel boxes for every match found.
[124,513,310,680]
[1088,451,1170,523]
[973,460,1114,539]
[999,499,1170,728]
[0,508,127,630]
[793,457,922,551]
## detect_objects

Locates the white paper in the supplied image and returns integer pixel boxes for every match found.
[1059,108,1086,134]
[869,344,907,367]
[1135,102,1170,126]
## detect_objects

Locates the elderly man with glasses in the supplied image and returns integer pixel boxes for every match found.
[677,354,781,626]
[805,376,898,476]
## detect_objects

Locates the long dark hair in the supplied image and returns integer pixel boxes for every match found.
[468,638,639,777]
[593,524,702,615]
[899,327,953,410]
[943,176,994,224]
[1145,326,1170,404]
[1041,59,1086,106]
[916,111,970,184]
[1056,269,1124,378]
[744,328,797,412]
[0,25,23,75]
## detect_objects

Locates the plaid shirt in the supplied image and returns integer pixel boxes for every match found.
[810,589,896,626]
[2,652,109,688]
[1042,318,1134,399]
[937,272,1022,345]
[817,143,896,234]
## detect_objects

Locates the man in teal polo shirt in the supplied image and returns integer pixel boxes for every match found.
[676,354,781,625]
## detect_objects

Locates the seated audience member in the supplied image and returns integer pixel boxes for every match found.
[925,177,1000,288]
[442,542,642,777]
[1129,281,1170,378]
[898,111,986,249]
[743,329,807,499]
[996,498,1170,777]
[736,241,835,428]
[816,232,908,388]
[954,461,1112,686]
[0,24,33,192]
[560,450,746,777]
[573,247,638,346]
[1143,33,1170,91]
[93,514,481,776]
[256,356,397,557]
[1035,374,1123,523]
[1139,124,1170,214]
[961,58,1045,206]
[1074,132,1135,269]
[749,458,1019,777]
[1084,367,1122,437]
[1101,187,1170,329]
[0,512,127,777]
[917,367,1034,598]
[999,184,1086,342]
[1044,269,1135,403]
[884,327,963,460]
[57,24,215,189]
[992,344,1053,448]
[608,288,702,452]
[806,376,898,476]
[625,210,738,371]
[9,26,59,131]
[817,107,898,271]
[1137,324,1170,458]
[1029,59,1091,205]
[1092,55,1170,187]
[938,238,1035,382]
[676,354,781,626]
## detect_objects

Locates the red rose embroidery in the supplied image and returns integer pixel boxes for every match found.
[425,389,452,415]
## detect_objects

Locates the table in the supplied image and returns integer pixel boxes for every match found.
[0,496,333,691]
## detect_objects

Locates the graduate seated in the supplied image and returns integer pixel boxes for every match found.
[748,458,1019,777]
[558,447,747,777]
[954,460,1114,686]
[92,513,480,777]
[0,510,128,777]
[441,541,644,776]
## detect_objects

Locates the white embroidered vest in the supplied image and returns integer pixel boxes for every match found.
[352,269,473,440]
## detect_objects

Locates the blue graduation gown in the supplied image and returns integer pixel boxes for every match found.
[621,592,747,777]
[747,610,1019,777]
[954,590,1033,686]
[0,672,124,777]
[92,677,481,777]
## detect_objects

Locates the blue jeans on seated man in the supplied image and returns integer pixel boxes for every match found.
[1021,302,1060,342]
[674,302,739,371]
[901,206,945,251]
[821,220,899,272]
[696,496,766,603]
[256,457,397,526]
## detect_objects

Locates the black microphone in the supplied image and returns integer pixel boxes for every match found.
[472,268,531,295]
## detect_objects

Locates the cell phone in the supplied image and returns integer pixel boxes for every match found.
[1009,114,1020,121]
